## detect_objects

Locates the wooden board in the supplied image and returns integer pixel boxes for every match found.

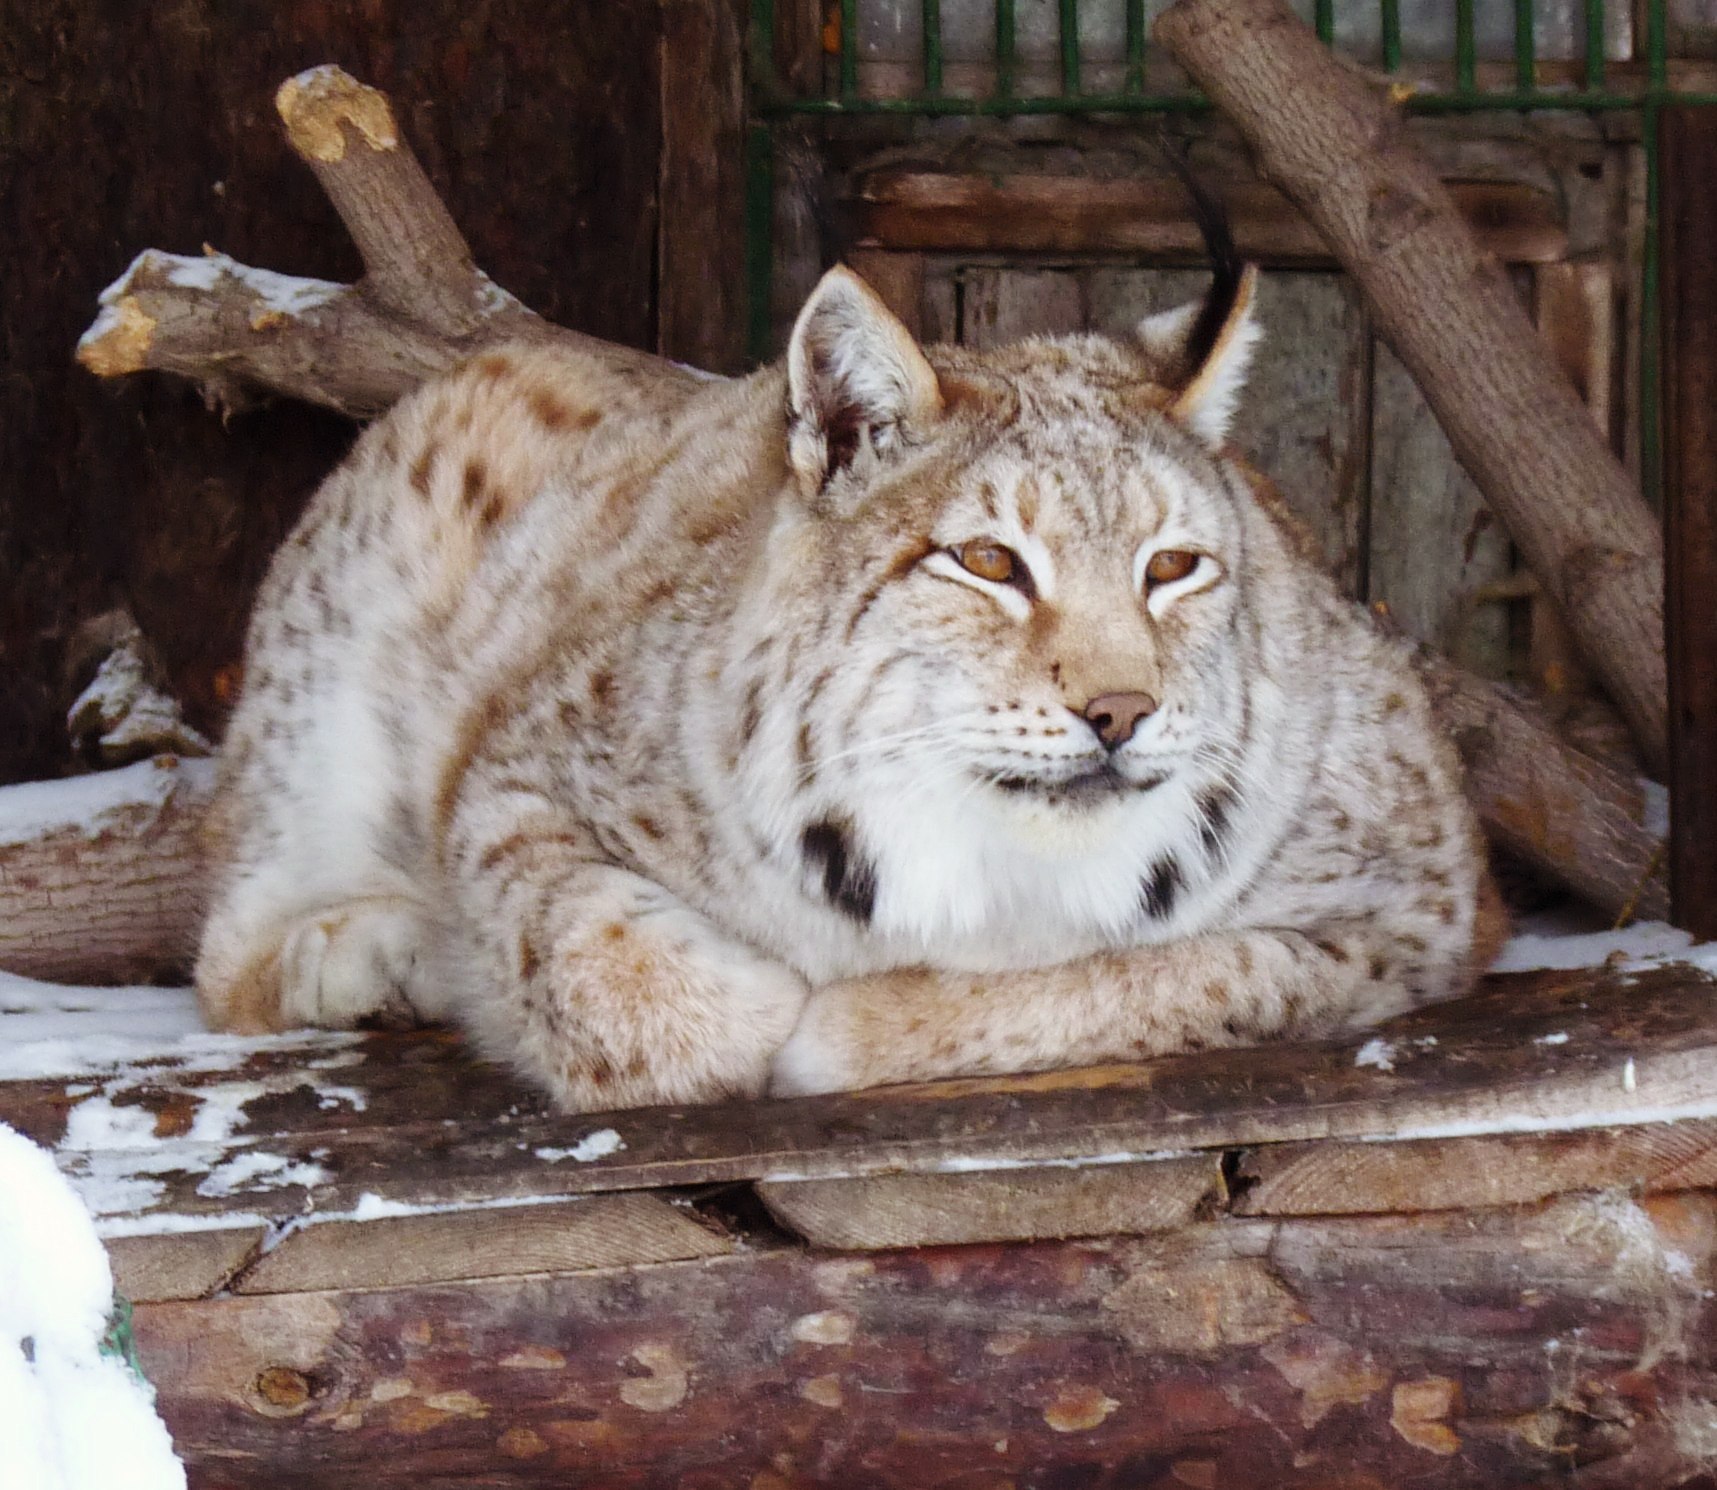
[1660,107,1717,939]
[847,171,1569,266]
[1368,340,1517,676]
[1,0,667,787]
[133,1192,1717,1487]
[957,266,1085,348]
[10,965,1717,1241]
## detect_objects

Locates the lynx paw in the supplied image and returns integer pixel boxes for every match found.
[770,986,863,1097]
[279,899,434,1029]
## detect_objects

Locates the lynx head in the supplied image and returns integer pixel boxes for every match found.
[754,263,1285,957]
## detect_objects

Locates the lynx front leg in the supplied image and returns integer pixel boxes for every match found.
[451,822,808,1111]
[771,928,1413,1096]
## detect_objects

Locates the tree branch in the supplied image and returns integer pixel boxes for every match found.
[1156,0,1669,772]
[75,65,669,419]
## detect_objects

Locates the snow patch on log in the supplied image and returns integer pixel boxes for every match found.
[536,1129,625,1163]
[0,756,215,850]
[1491,920,1698,973]
[161,251,344,317]
[67,637,210,766]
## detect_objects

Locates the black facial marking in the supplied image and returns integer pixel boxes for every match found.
[1140,856,1184,920]
[1196,781,1241,860]
[801,817,878,924]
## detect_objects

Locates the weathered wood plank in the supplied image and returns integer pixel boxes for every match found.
[846,248,926,338]
[1369,338,1516,676]
[758,1155,1224,1250]
[848,172,1569,266]
[959,266,1084,348]
[106,1225,266,1305]
[135,1191,1717,1487]
[657,0,750,373]
[1661,107,1717,940]
[1234,1119,1717,1218]
[14,966,1717,1238]
[235,1195,730,1296]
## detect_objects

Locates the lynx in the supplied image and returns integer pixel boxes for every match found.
[197,262,1496,1111]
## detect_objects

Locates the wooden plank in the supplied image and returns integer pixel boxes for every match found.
[134,1192,1717,1486]
[1660,107,1717,940]
[845,248,925,338]
[14,966,1717,1237]
[959,267,1084,348]
[1235,1118,1717,1217]
[1368,338,1517,677]
[106,1225,265,1304]
[848,172,1568,266]
[758,1155,1223,1249]
[656,0,749,373]
[236,1195,730,1295]
[1089,268,1366,589]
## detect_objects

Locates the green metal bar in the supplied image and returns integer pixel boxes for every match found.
[1584,0,1605,89]
[1512,0,1535,93]
[757,88,1717,119]
[1648,0,1669,91]
[995,0,1015,101]
[923,0,943,95]
[839,0,858,100]
[1058,0,1080,96]
[1380,0,1402,73]
[1314,0,1334,45]
[744,124,775,366]
[1124,0,1146,94]
[749,0,778,94]
[1455,0,1476,95]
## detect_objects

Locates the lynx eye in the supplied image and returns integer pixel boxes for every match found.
[1144,549,1201,589]
[953,540,1022,586]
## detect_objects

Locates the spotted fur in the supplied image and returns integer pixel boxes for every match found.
[197,265,1493,1110]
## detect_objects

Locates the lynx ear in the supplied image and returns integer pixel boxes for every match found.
[1139,263,1262,448]
[787,266,942,495]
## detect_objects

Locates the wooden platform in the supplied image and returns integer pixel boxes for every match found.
[8,961,1717,1487]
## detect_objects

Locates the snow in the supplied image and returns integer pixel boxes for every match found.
[1354,1038,1396,1072]
[1641,778,1671,838]
[0,1124,186,1490]
[0,756,214,848]
[162,251,343,317]
[536,1128,625,1163]
[196,1151,329,1199]
[1491,920,1699,973]
[66,641,210,763]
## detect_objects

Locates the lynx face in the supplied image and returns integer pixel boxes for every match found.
[736,270,1283,965]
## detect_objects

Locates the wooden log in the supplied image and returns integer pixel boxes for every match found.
[1156,0,1670,771]
[75,66,672,420]
[1413,651,1669,922]
[847,170,1569,266]
[0,755,214,982]
[131,1192,1717,1487]
[1660,108,1717,940]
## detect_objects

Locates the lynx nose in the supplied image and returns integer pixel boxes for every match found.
[1081,692,1158,750]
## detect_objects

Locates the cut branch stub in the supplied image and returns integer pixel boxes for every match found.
[1156,0,1669,773]
[274,66,483,333]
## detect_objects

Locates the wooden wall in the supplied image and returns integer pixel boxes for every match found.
[0,0,745,786]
